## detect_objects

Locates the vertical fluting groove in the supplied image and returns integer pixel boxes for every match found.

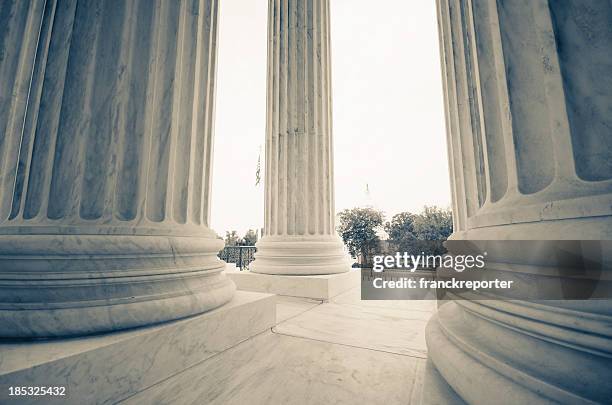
[0,0,46,223]
[306,0,317,235]
[0,0,27,220]
[327,0,333,233]
[165,0,183,222]
[286,0,296,236]
[278,0,288,235]
[312,0,320,236]
[530,0,576,183]
[487,0,520,197]
[320,0,329,234]
[436,0,459,232]
[191,0,210,225]
[296,0,306,235]
[319,0,327,233]
[460,0,487,208]
[80,0,129,221]
[468,0,508,203]
[48,0,105,220]
[271,0,280,235]
[138,0,164,224]
[0,1,29,141]
[23,0,77,220]
[325,0,334,234]
[264,0,272,234]
[265,0,271,234]
[497,0,555,195]
[549,0,612,182]
[10,0,57,221]
[145,0,179,222]
[171,0,197,224]
[162,0,187,223]
[273,0,282,235]
[448,0,481,218]
[439,0,467,230]
[315,0,324,234]
[201,0,219,227]
[188,0,204,225]
[198,0,210,226]
[113,0,155,221]
[99,0,138,221]
[467,0,496,207]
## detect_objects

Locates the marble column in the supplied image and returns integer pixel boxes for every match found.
[0,0,234,338]
[250,0,350,275]
[429,0,612,403]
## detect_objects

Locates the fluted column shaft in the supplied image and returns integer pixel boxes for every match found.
[429,0,612,403]
[0,0,234,338]
[250,0,349,275]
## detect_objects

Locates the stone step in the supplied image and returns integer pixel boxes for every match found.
[0,291,276,405]
[226,268,360,301]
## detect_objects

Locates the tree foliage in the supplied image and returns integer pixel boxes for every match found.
[242,229,258,246]
[224,229,259,246]
[385,212,417,252]
[412,206,452,241]
[385,206,453,256]
[337,207,385,265]
[225,230,240,246]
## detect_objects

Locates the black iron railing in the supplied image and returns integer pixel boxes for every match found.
[218,246,257,270]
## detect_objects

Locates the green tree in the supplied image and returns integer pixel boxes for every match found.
[337,207,385,267]
[242,229,258,246]
[385,212,417,252]
[384,206,453,257]
[412,206,453,241]
[413,206,452,256]
[224,230,240,246]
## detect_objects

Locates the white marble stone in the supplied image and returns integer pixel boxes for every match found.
[251,0,350,276]
[0,0,232,338]
[0,291,275,405]
[420,360,466,405]
[274,294,433,358]
[275,295,322,323]
[227,268,360,301]
[431,0,612,403]
[332,284,439,313]
[119,331,426,405]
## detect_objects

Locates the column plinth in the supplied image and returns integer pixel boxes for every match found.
[0,0,234,338]
[250,0,350,276]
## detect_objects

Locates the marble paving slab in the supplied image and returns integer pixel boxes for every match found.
[274,292,434,358]
[120,331,426,405]
[275,295,322,323]
[332,287,439,313]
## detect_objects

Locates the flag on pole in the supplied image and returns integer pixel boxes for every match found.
[255,146,262,186]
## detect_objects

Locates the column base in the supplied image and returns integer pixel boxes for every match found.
[0,234,235,338]
[425,300,612,404]
[249,236,351,275]
[0,291,276,405]
[226,267,360,300]
[420,359,466,405]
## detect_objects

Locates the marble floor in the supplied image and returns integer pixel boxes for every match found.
[118,288,439,405]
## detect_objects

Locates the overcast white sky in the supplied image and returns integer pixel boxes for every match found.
[211,1,450,237]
